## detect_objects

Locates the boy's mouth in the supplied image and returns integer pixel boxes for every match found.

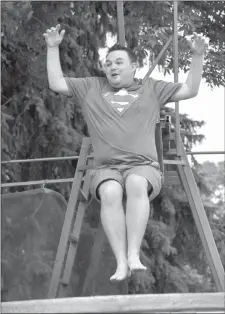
[111,73,120,78]
[111,73,119,76]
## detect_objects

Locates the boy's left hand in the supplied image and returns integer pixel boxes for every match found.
[188,32,209,55]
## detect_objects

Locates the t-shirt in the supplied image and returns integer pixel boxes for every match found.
[65,76,182,170]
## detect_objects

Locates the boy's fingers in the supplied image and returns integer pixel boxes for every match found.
[56,24,60,31]
[43,33,48,37]
[60,29,65,38]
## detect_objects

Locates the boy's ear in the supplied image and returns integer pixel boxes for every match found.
[131,62,137,73]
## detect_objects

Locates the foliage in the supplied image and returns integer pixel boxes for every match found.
[198,161,225,204]
[1,1,224,298]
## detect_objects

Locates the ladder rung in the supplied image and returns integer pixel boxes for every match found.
[164,148,177,156]
[163,160,186,165]
[69,234,79,245]
[163,131,185,141]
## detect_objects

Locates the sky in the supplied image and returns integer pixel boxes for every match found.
[99,38,224,165]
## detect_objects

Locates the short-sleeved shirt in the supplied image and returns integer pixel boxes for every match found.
[65,76,182,170]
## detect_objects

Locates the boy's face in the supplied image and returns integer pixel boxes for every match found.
[104,50,136,88]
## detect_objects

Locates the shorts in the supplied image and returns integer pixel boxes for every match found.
[89,165,163,202]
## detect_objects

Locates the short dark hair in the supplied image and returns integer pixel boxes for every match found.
[106,44,137,63]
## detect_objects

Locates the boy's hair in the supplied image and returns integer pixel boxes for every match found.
[106,44,137,63]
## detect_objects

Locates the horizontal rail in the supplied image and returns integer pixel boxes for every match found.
[1,160,188,188]
[186,151,225,156]
[1,155,93,164]
[1,151,225,165]
[1,178,74,188]
[1,292,224,313]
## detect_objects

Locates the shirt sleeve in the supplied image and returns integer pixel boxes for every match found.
[64,76,96,106]
[150,78,183,107]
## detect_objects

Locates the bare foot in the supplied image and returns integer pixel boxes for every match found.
[110,263,129,282]
[128,256,147,273]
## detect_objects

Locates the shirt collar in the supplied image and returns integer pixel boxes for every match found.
[109,78,143,92]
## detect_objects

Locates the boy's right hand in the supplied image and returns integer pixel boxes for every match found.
[43,24,65,48]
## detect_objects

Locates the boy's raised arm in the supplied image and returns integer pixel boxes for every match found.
[43,24,69,95]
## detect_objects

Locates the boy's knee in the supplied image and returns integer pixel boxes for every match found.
[125,174,148,197]
[98,180,123,205]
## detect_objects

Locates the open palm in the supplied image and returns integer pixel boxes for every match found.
[43,24,65,48]
[188,33,209,55]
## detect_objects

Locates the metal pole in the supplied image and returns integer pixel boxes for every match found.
[173,0,181,156]
[186,151,225,156]
[143,35,173,83]
[1,155,93,164]
[116,1,126,46]
[1,178,74,188]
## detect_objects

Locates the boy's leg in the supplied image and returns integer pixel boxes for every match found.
[124,165,162,272]
[90,169,128,281]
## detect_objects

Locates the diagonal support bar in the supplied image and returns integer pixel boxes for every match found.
[143,35,173,83]
[177,140,225,292]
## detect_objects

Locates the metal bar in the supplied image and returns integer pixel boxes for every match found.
[1,156,79,164]
[143,35,173,83]
[1,155,94,164]
[177,139,225,292]
[186,151,225,155]
[155,122,164,173]
[116,1,126,45]
[163,160,185,165]
[173,0,181,156]
[1,178,74,188]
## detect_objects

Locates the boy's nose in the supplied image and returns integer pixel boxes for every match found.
[111,63,118,70]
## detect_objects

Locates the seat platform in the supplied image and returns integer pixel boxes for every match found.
[2,292,224,313]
